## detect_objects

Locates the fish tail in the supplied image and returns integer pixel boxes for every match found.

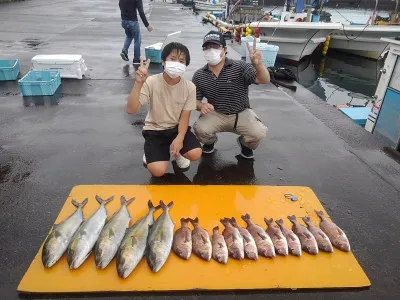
[264,217,273,226]
[213,226,219,233]
[275,219,284,226]
[302,216,311,225]
[287,215,297,223]
[148,200,162,211]
[71,198,88,208]
[241,213,251,224]
[121,195,135,206]
[189,217,199,226]
[95,195,114,205]
[315,210,325,220]
[229,217,238,228]
[159,200,174,210]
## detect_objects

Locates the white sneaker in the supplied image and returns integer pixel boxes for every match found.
[142,154,147,165]
[175,154,190,169]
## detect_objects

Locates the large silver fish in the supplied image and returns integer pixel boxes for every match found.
[67,195,114,269]
[275,219,302,256]
[264,217,288,256]
[315,210,351,252]
[241,214,275,258]
[287,215,318,255]
[146,201,174,272]
[42,198,88,268]
[94,196,135,269]
[302,216,333,253]
[117,200,160,279]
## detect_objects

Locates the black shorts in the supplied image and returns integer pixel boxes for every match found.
[142,126,201,164]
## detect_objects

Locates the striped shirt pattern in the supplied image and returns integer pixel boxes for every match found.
[192,58,257,115]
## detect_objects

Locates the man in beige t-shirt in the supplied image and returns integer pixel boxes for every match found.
[126,42,202,177]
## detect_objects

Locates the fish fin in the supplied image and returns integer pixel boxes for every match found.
[317,231,327,239]
[80,198,89,208]
[302,217,311,225]
[95,195,114,205]
[288,233,297,241]
[131,236,137,247]
[243,234,251,243]
[336,228,344,236]
[124,196,135,206]
[273,233,282,240]
[275,219,284,226]
[167,201,174,208]
[71,199,80,208]
[304,231,313,239]
[264,217,273,226]
[257,232,267,240]
[148,200,154,209]
[185,231,191,243]
[287,215,296,223]
[241,213,251,222]
[315,210,325,220]
[109,228,115,238]
[218,242,224,248]
[54,230,62,238]
[231,233,237,242]
[201,234,208,244]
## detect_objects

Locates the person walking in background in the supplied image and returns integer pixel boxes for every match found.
[119,0,153,64]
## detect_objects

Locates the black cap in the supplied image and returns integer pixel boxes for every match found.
[202,31,226,48]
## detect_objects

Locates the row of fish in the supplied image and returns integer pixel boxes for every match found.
[42,196,350,279]
[173,213,351,264]
[42,195,176,278]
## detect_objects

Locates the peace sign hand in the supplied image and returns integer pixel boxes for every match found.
[135,57,151,84]
[247,39,263,66]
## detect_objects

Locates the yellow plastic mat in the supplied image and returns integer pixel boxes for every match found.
[18,185,370,293]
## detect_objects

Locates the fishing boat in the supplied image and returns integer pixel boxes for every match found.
[329,0,400,59]
[194,0,226,12]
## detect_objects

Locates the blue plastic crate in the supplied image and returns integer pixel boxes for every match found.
[18,70,61,96]
[0,59,20,81]
[145,47,162,64]
[246,42,279,67]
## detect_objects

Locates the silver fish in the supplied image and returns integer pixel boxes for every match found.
[287,215,318,255]
[190,217,212,261]
[275,219,302,256]
[67,195,114,269]
[117,200,160,279]
[146,201,174,272]
[42,198,88,268]
[302,216,333,253]
[230,217,258,260]
[173,218,192,260]
[264,218,288,256]
[94,196,135,269]
[241,214,275,258]
[315,210,351,252]
[212,226,228,264]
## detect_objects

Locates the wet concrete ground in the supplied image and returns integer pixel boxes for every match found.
[1,0,400,299]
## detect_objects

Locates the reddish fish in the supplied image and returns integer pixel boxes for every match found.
[189,218,212,261]
[302,217,333,253]
[211,226,228,264]
[275,219,302,257]
[241,214,275,258]
[315,210,351,252]
[287,215,318,255]
[229,217,258,260]
[220,218,244,260]
[264,218,288,256]
[172,218,192,260]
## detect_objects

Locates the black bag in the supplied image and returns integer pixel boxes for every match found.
[267,67,297,91]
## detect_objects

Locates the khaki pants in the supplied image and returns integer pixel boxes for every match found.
[193,109,268,150]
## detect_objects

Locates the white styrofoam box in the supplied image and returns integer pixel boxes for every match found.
[31,55,87,79]
[145,31,181,63]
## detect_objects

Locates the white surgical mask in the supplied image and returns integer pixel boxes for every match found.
[164,61,186,78]
[203,48,223,66]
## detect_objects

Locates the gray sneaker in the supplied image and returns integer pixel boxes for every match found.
[120,50,129,61]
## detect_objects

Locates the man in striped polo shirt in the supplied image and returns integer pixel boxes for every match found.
[192,31,270,159]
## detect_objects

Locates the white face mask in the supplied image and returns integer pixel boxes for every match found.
[164,61,186,78]
[203,48,223,66]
